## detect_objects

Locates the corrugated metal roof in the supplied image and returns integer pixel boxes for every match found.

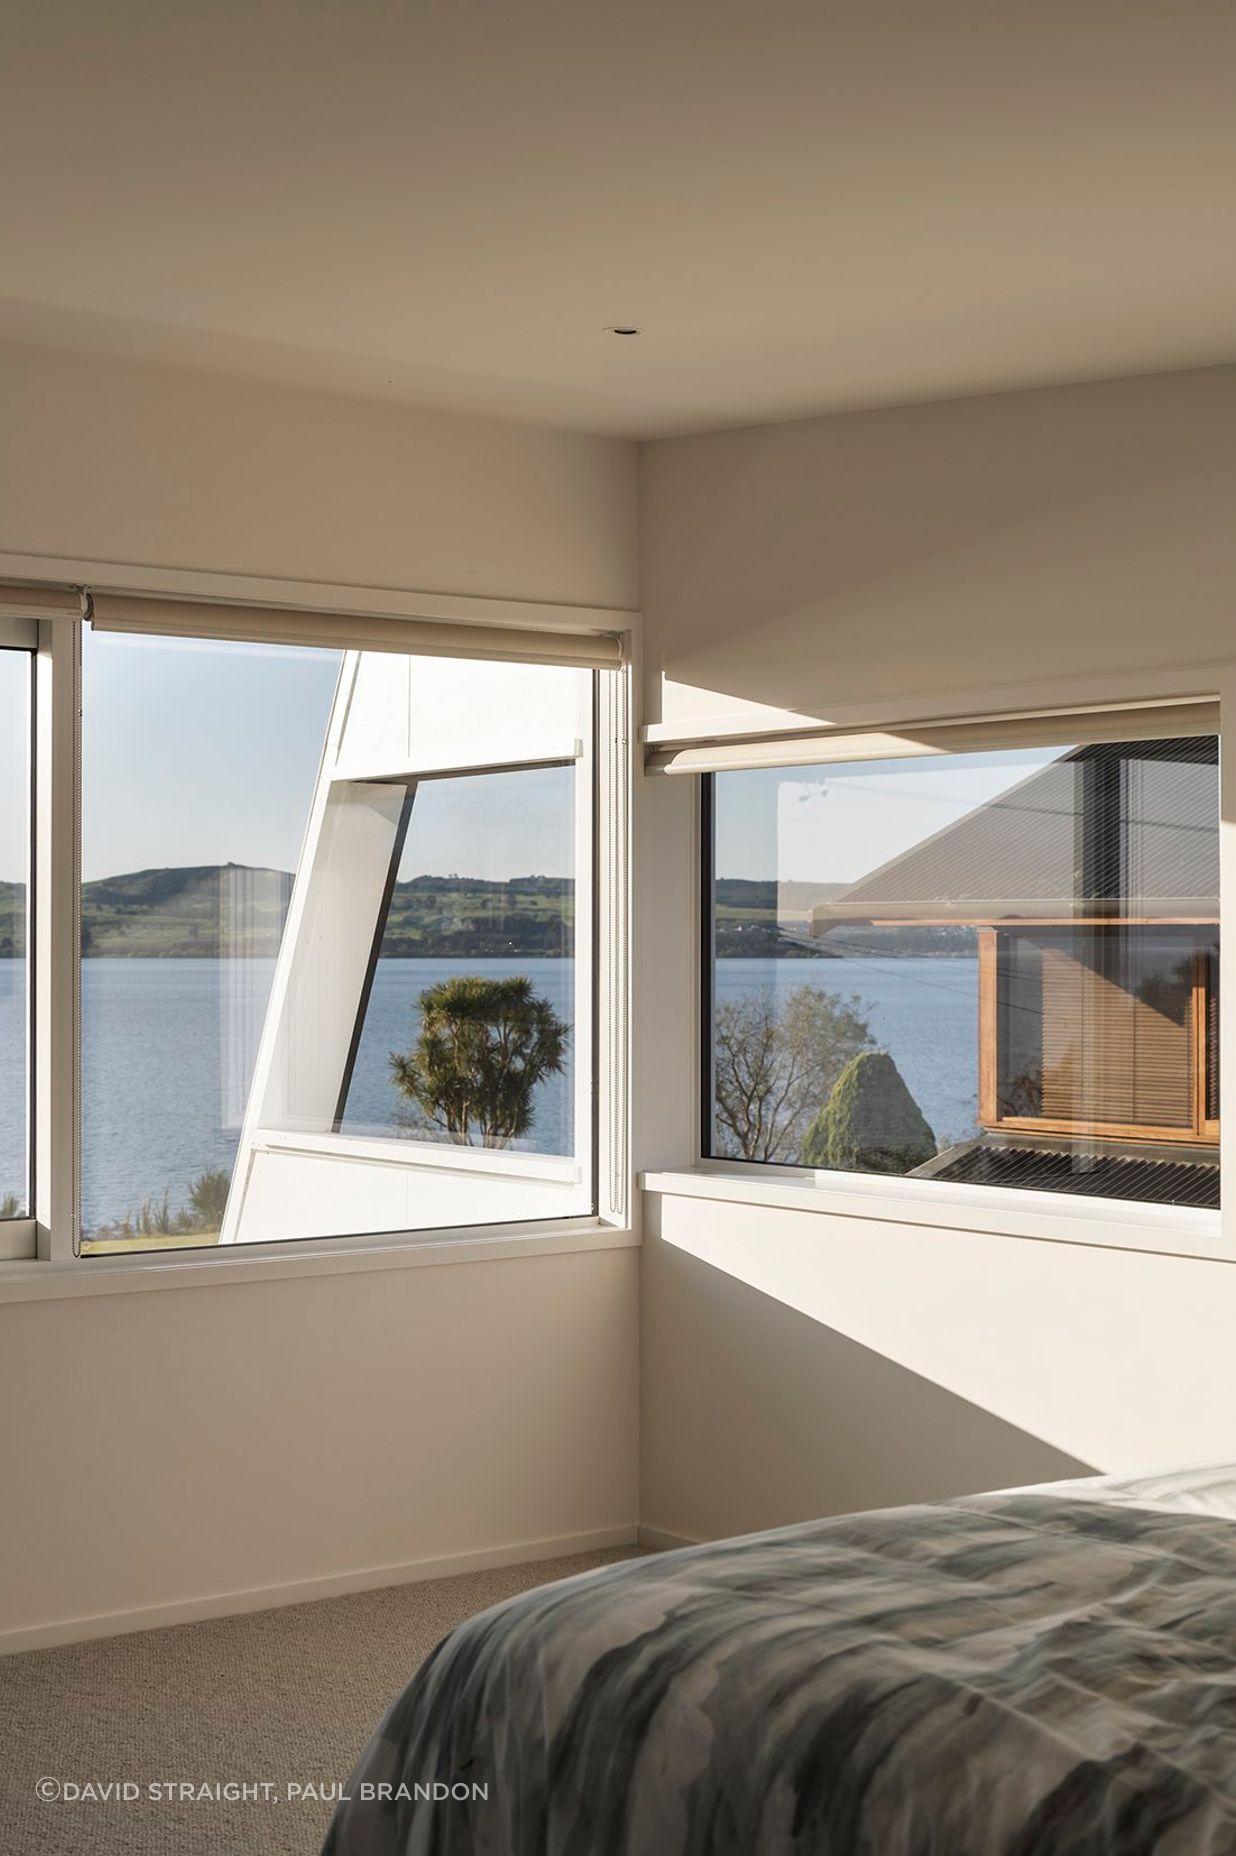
[919,1141,1219,1208]
[813,738,1218,925]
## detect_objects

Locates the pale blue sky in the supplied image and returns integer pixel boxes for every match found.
[0,650,29,889]
[80,632,342,882]
[715,748,1069,885]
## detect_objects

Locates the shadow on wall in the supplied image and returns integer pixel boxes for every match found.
[640,1233,1094,1545]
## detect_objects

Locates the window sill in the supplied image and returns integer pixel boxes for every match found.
[252,1129,581,1183]
[0,1219,637,1304]
[639,1166,1229,1263]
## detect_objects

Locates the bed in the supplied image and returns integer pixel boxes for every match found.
[322,1465,1236,1855]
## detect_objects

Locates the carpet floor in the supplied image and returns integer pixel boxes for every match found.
[0,1546,648,1856]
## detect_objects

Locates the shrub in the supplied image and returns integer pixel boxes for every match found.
[801,1050,936,1175]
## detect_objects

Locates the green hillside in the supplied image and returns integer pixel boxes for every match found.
[0,867,976,958]
[0,865,576,959]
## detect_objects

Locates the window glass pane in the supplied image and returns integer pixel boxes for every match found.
[707,735,1219,1209]
[0,651,31,1217]
[80,630,341,1253]
[339,765,577,1155]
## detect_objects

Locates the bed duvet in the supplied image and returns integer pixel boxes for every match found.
[323,1471,1236,1856]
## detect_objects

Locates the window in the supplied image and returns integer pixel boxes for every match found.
[337,764,580,1157]
[79,629,342,1252]
[0,649,32,1222]
[79,634,598,1252]
[703,733,1219,1210]
[0,582,623,1275]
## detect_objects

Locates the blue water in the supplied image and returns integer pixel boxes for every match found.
[77,956,578,1232]
[0,954,981,1232]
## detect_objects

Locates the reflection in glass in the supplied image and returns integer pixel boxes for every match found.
[79,629,340,1252]
[707,736,1219,1208]
[0,650,31,1218]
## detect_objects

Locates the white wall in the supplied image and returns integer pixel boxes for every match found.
[0,341,638,606]
[638,363,1236,1544]
[3,1249,637,1648]
[641,363,1236,735]
[0,342,640,1646]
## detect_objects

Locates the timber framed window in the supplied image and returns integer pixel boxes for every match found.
[984,925,1218,1145]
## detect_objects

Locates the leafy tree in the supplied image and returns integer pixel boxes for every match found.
[391,975,568,1148]
[801,1050,936,1175]
[187,1168,232,1230]
[713,985,873,1163]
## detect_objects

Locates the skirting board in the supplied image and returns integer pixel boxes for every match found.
[637,1524,701,1551]
[0,1525,641,1658]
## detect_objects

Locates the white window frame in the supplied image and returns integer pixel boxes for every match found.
[0,615,41,1262]
[0,563,636,1295]
[669,670,1236,1266]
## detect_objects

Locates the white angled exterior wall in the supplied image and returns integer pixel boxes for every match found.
[225,650,594,1244]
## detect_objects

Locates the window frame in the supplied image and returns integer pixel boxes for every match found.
[692,690,1235,1260]
[979,923,1219,1147]
[0,620,39,1261]
[0,575,634,1290]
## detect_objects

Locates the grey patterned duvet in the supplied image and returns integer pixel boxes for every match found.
[323,1468,1236,1855]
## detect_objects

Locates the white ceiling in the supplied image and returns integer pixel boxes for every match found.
[3,0,1235,438]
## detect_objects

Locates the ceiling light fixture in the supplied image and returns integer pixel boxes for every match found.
[604,325,642,336]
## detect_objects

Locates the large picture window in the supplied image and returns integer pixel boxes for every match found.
[703,732,1220,1210]
[79,633,598,1252]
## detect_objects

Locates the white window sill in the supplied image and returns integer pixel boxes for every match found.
[640,1165,1229,1264]
[0,1219,637,1304]
[252,1128,580,1183]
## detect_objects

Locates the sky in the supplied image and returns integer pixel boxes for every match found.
[79,632,342,883]
[0,651,28,886]
[714,748,1070,886]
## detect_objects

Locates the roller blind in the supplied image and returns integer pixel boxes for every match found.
[646,701,1220,772]
[86,592,623,670]
[0,583,86,621]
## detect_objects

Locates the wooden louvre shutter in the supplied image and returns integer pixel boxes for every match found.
[1038,935,1194,1132]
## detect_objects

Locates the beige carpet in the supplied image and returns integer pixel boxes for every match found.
[0,1547,648,1856]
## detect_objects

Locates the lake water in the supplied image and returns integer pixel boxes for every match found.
[0,954,980,1231]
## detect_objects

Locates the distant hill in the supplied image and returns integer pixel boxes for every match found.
[0,866,975,959]
[0,864,577,959]
[713,877,976,958]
